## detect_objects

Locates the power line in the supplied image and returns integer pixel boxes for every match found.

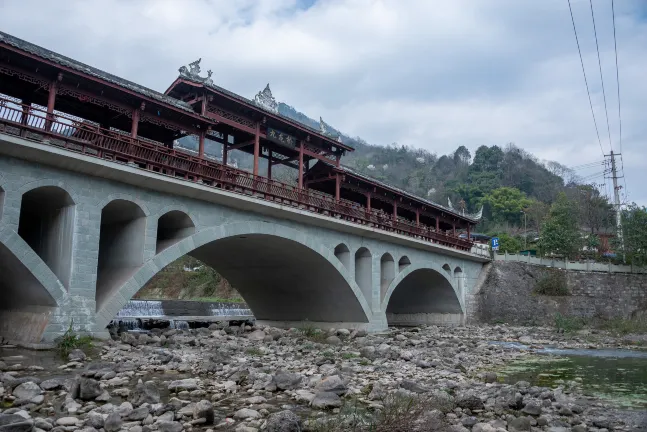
[566,0,605,157]
[588,0,613,152]
[611,0,622,155]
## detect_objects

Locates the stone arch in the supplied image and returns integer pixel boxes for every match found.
[95,193,151,218]
[18,185,76,289]
[334,243,351,270]
[442,263,451,275]
[398,256,411,272]
[380,253,395,301]
[354,247,372,309]
[156,210,196,254]
[95,222,372,330]
[382,263,464,326]
[0,226,65,343]
[96,199,147,312]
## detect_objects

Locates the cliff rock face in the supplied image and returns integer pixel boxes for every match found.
[475,261,647,325]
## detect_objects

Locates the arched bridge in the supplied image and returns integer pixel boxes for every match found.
[0,136,487,343]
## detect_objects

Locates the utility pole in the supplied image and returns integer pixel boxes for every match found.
[606,151,624,260]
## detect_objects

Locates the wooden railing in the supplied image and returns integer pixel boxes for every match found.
[0,97,474,251]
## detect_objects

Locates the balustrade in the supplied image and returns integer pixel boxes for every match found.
[0,96,474,251]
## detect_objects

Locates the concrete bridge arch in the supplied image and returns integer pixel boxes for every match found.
[95,221,373,332]
[382,262,465,326]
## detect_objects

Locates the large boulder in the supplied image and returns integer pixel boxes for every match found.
[193,400,215,424]
[456,394,484,411]
[265,410,302,432]
[130,380,160,406]
[0,414,33,432]
[310,391,342,409]
[78,378,103,401]
[314,375,346,395]
[246,330,266,341]
[103,412,122,432]
[273,371,302,391]
[12,381,41,402]
[168,378,199,392]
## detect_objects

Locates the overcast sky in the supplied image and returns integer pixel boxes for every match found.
[1,0,645,204]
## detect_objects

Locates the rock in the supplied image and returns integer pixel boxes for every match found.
[472,423,496,432]
[483,372,497,383]
[87,412,104,429]
[130,380,160,406]
[359,346,376,360]
[126,406,150,421]
[78,378,103,401]
[509,416,531,431]
[246,330,266,341]
[33,419,51,431]
[273,371,302,390]
[40,378,65,391]
[157,422,183,432]
[368,382,385,400]
[571,426,587,432]
[193,400,214,424]
[461,416,478,427]
[310,391,342,409]
[168,378,199,392]
[95,390,111,402]
[521,402,542,416]
[400,380,429,394]
[314,375,346,395]
[428,390,455,413]
[104,412,122,432]
[68,349,86,362]
[234,408,261,420]
[12,381,41,402]
[0,414,34,432]
[245,396,266,404]
[121,333,137,346]
[264,410,301,432]
[325,336,341,345]
[456,394,484,411]
[56,417,81,426]
[558,406,572,416]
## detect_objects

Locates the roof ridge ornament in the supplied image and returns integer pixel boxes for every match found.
[179,58,213,85]
[448,197,483,220]
[253,83,278,114]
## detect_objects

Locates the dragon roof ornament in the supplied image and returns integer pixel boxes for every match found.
[448,197,483,221]
[319,117,343,142]
[253,84,278,114]
[179,58,213,85]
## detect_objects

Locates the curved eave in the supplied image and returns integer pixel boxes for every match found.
[166,77,354,152]
[0,39,211,125]
[330,165,480,225]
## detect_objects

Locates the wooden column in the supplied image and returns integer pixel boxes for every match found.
[366,193,372,212]
[198,131,205,158]
[415,209,420,226]
[393,202,397,221]
[335,173,341,201]
[131,107,140,138]
[20,100,31,125]
[467,223,471,241]
[436,218,440,232]
[253,122,260,176]
[45,76,60,132]
[222,143,228,166]
[335,153,341,167]
[267,149,273,180]
[452,223,456,236]
[298,141,304,189]
[201,94,207,116]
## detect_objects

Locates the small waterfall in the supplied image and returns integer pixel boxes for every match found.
[116,300,164,318]
[111,299,254,332]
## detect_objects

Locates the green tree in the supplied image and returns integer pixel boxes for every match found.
[482,187,532,225]
[618,204,647,266]
[539,193,582,258]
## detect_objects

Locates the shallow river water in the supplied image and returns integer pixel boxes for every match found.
[493,342,647,410]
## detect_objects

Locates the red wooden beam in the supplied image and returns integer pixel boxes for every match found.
[253,122,260,177]
[298,141,304,189]
[227,140,254,151]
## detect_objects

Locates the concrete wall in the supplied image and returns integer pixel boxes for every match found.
[0,136,487,342]
[474,261,647,325]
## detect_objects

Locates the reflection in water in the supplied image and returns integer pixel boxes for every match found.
[497,350,647,409]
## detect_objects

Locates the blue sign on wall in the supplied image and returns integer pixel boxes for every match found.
[491,237,500,250]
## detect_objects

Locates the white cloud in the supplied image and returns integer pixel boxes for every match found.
[0,0,645,204]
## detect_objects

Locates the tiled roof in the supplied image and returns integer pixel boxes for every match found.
[0,31,195,113]
[336,163,481,223]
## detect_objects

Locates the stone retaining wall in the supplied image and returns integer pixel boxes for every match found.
[473,261,647,325]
